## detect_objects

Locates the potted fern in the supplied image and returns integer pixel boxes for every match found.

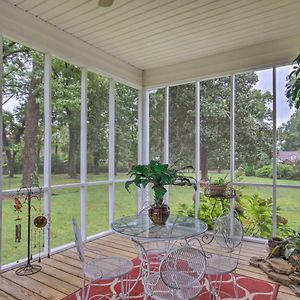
[125,160,196,225]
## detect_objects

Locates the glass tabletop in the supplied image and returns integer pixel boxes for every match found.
[111,214,208,240]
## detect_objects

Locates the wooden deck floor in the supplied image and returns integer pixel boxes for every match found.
[0,234,298,300]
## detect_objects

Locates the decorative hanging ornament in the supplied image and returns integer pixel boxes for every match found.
[33,215,47,228]
[15,217,22,243]
[14,197,23,243]
[14,197,22,212]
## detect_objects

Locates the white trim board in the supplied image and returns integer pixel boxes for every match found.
[0,0,142,89]
[143,34,300,88]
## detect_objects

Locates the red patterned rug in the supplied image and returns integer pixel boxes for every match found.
[63,258,279,300]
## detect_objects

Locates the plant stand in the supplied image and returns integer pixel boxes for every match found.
[204,186,238,221]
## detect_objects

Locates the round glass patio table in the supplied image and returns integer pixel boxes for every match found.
[111,214,207,240]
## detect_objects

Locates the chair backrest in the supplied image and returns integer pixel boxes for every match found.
[72,217,85,264]
[160,246,206,290]
[213,214,244,251]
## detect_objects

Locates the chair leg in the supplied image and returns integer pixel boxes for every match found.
[85,278,91,300]
[82,273,86,300]
[232,272,238,300]
[207,274,214,300]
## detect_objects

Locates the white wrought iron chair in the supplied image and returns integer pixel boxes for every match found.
[72,218,133,300]
[133,238,206,300]
[205,214,244,300]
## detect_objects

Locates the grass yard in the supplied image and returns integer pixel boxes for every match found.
[1,172,300,265]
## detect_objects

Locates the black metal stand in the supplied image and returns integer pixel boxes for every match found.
[204,186,237,220]
[15,187,42,276]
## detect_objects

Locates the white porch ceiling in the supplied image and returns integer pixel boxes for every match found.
[6,0,300,71]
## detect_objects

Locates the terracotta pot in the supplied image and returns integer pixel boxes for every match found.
[208,184,227,197]
[148,204,170,225]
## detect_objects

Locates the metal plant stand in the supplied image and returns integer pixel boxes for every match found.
[204,186,237,220]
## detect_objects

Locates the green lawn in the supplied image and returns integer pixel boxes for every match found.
[1,173,299,265]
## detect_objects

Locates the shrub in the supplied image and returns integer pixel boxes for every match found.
[255,165,273,178]
[277,164,294,179]
[51,154,67,174]
[177,191,291,239]
[244,164,255,176]
[255,164,296,179]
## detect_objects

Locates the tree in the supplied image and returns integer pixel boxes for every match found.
[149,73,273,180]
[278,111,300,151]
[149,89,165,161]
[2,110,24,177]
[169,84,195,167]
[2,38,44,185]
[52,59,81,178]
[115,83,138,174]
[22,55,43,186]
[286,54,300,109]
[87,73,109,174]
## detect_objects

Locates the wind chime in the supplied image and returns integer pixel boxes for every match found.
[13,185,48,276]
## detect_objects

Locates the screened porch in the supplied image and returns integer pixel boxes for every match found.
[0,0,300,299]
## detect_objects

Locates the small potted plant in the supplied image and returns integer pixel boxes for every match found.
[205,175,229,197]
[125,160,196,225]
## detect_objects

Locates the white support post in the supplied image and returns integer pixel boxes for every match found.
[164,86,169,205]
[142,88,150,207]
[272,67,277,237]
[143,89,150,164]
[108,79,115,226]
[195,81,201,219]
[80,67,88,240]
[0,35,3,270]
[137,88,143,212]
[43,53,52,257]
[230,75,235,218]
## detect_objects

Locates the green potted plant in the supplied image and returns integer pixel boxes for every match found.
[285,230,300,266]
[205,175,229,197]
[125,160,196,225]
[286,54,300,109]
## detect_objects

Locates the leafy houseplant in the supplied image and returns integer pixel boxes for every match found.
[125,160,196,224]
[286,54,300,109]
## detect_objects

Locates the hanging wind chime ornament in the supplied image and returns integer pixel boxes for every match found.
[14,196,22,243]
[32,191,47,263]
[13,196,23,262]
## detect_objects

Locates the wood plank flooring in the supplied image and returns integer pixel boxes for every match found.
[0,234,298,299]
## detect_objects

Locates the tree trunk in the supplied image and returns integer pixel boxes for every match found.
[5,149,14,177]
[68,121,77,178]
[93,152,100,174]
[2,125,14,177]
[22,59,41,187]
[200,144,209,180]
